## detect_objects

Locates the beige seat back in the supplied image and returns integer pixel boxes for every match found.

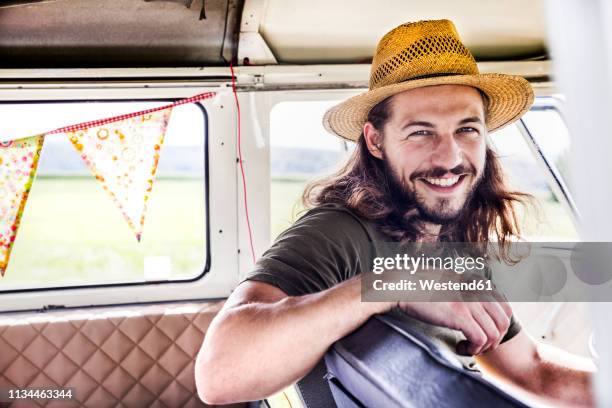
[0,301,244,407]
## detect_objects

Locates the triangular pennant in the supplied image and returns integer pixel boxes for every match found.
[0,135,44,276]
[60,108,173,241]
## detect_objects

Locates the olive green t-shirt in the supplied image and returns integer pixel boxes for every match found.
[244,203,521,367]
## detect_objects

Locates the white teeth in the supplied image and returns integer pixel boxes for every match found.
[424,176,460,187]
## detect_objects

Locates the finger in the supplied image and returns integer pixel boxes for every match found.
[457,316,487,356]
[481,302,511,348]
[499,300,513,319]
[470,306,500,354]
[488,290,512,318]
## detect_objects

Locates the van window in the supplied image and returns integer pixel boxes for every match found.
[270,100,351,239]
[270,98,577,241]
[490,115,577,240]
[0,101,207,291]
[521,104,572,194]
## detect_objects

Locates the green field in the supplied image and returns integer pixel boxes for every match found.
[1,177,206,289]
[270,179,578,241]
[0,176,577,290]
[270,179,310,239]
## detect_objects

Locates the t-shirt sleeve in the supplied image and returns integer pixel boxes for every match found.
[243,207,372,296]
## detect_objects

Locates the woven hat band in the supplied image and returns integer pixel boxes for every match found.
[369,20,479,89]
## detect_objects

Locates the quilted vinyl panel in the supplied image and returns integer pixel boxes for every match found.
[0,301,242,408]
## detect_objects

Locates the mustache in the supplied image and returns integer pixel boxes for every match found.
[410,163,476,180]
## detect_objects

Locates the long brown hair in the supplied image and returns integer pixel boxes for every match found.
[302,96,533,262]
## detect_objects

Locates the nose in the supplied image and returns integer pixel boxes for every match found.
[430,133,463,170]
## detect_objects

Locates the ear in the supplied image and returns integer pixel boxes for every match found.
[363,122,384,159]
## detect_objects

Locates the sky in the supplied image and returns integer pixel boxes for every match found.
[0,102,204,147]
[0,97,571,171]
[269,99,570,161]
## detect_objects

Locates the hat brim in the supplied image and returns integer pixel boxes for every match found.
[323,73,534,141]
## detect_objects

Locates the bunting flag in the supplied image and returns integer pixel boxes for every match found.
[0,135,44,276]
[0,91,216,277]
[58,108,173,242]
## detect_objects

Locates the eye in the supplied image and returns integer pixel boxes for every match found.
[407,130,432,138]
[457,127,479,134]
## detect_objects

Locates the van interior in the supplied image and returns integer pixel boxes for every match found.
[0,0,610,407]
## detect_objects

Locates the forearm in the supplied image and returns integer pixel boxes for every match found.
[521,343,594,407]
[196,277,388,403]
[527,363,592,407]
[480,338,595,407]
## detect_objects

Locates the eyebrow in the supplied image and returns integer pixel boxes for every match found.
[458,116,484,125]
[402,120,435,130]
[402,116,484,130]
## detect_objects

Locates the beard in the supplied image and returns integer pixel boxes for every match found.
[381,155,483,225]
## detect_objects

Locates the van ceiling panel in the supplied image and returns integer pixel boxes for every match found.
[260,0,547,63]
[0,0,242,68]
[0,0,546,68]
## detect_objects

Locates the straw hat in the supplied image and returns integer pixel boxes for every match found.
[323,19,534,141]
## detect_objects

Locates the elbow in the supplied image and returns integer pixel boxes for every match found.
[195,314,240,405]
[195,354,235,405]
[196,385,222,406]
[196,383,228,406]
[196,328,249,405]
[195,307,268,404]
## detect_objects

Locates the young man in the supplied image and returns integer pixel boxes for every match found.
[196,20,594,406]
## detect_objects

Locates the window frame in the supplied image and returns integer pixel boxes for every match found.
[516,97,580,233]
[0,82,241,312]
[266,94,580,242]
[0,97,211,294]
[0,68,573,311]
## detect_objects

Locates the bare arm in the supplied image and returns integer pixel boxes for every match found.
[477,331,596,407]
[195,277,389,404]
[196,275,516,404]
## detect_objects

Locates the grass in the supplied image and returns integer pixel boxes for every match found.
[270,179,579,241]
[271,179,310,239]
[0,177,578,290]
[1,177,206,289]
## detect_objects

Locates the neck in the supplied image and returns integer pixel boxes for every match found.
[417,221,441,242]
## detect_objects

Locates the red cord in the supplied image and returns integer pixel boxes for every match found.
[230,62,257,264]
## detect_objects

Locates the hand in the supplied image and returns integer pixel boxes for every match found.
[397,299,513,356]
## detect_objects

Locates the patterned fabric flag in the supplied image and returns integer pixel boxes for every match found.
[0,135,44,276]
[60,108,173,242]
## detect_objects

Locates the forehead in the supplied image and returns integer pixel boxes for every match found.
[388,84,485,121]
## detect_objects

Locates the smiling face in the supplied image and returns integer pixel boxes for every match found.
[363,84,488,224]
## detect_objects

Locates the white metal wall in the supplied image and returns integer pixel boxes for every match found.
[545,1,612,405]
[0,83,241,311]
